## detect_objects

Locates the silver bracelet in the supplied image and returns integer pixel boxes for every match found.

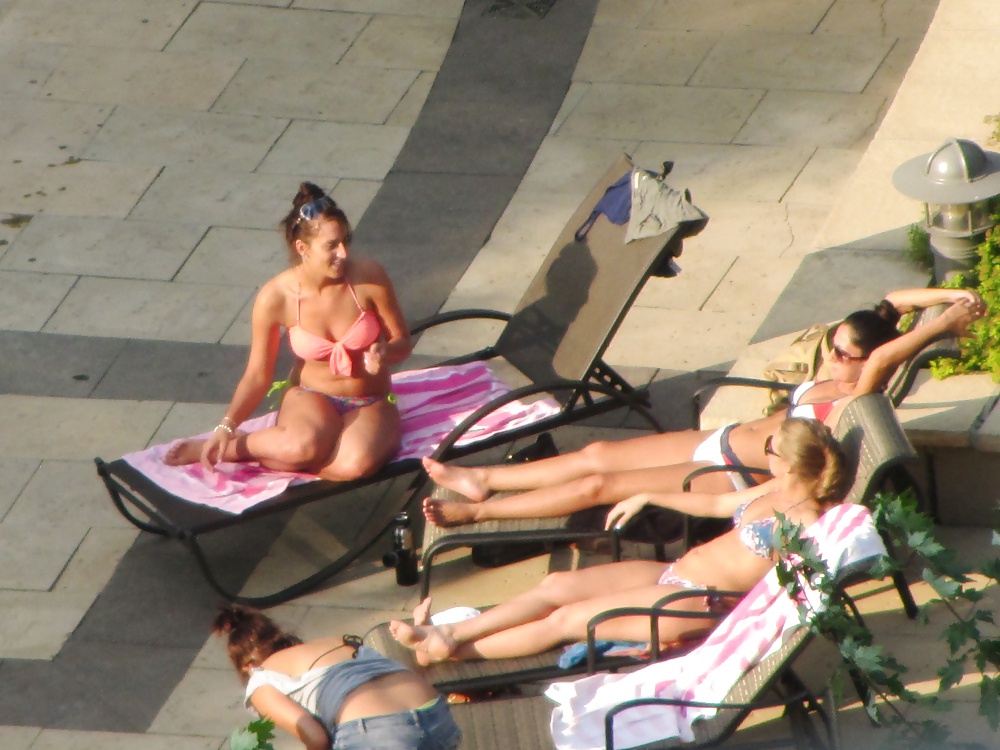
[214,422,236,438]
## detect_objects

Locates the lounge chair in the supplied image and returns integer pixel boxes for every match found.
[94,155,708,607]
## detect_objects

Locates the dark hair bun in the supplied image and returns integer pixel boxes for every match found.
[213,604,252,635]
[873,299,901,327]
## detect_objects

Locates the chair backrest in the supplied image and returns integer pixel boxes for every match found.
[494,156,706,389]
[885,304,960,406]
[832,392,918,507]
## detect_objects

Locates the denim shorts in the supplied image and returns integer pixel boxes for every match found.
[332,696,462,750]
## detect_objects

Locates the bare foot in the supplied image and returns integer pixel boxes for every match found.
[423,497,480,528]
[421,457,490,502]
[388,620,457,663]
[163,439,207,466]
[409,597,434,667]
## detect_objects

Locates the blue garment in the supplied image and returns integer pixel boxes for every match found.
[574,170,633,240]
[333,696,462,750]
[558,640,645,669]
[733,500,776,559]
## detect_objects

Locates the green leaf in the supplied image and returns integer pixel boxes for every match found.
[229,729,259,750]
[938,658,966,691]
[980,675,1000,730]
[922,570,962,600]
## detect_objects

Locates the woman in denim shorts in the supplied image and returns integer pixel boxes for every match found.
[215,605,461,750]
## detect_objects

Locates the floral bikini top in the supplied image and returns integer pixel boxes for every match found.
[287,282,381,377]
[732,498,776,559]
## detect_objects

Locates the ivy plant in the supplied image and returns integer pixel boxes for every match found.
[773,491,1000,748]
[230,717,276,750]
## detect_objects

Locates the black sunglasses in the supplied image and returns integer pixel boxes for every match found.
[764,434,780,458]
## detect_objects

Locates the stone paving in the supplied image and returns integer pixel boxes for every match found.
[1,0,999,748]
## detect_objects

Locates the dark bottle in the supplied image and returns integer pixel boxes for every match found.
[383,512,419,586]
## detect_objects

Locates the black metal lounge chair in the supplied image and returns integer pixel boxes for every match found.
[93,155,708,607]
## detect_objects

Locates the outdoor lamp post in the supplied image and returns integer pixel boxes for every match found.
[893,138,1000,281]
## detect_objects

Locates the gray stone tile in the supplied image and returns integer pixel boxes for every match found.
[0,727,40,750]
[212,58,418,122]
[646,0,834,33]
[385,71,436,128]
[0,216,204,280]
[574,27,718,85]
[149,403,228,447]
[166,2,368,63]
[0,395,169,461]
[148,666,247,738]
[176,227,286,287]
[43,46,243,111]
[0,456,38,519]
[0,42,65,97]
[782,148,865,207]
[690,33,894,93]
[557,83,762,143]
[0,521,88,591]
[340,14,456,70]
[53,527,138,599]
[593,0,657,28]
[0,330,125,398]
[0,589,93,659]
[83,106,288,171]
[294,0,463,16]
[0,96,111,164]
[329,178,382,226]
[702,252,803,317]
[258,120,409,180]
[5,460,138,530]
[0,270,75,331]
[0,0,196,50]
[43,277,253,343]
[31,730,220,750]
[0,160,160,218]
[816,0,940,37]
[519,136,640,198]
[734,90,889,149]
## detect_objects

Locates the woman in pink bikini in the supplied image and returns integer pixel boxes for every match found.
[165,183,411,481]
[421,286,982,526]
[391,417,847,662]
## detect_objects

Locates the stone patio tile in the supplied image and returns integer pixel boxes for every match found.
[166,3,368,63]
[147,666,246,738]
[0,521,88,591]
[518,136,640,198]
[690,33,894,93]
[0,396,169,461]
[340,15,456,71]
[782,148,865,206]
[603,307,760,371]
[386,71,437,128]
[702,252,802,317]
[632,142,814,203]
[0,42,65,98]
[633,239,738,313]
[296,604,409,640]
[0,457,38,519]
[130,167,332,230]
[53,527,139,598]
[0,270,75,332]
[293,560,415,612]
[0,589,93,659]
[0,0,196,50]
[294,0,463,16]
[150,403,224,447]
[775,203,834,259]
[0,216,204,281]
[932,0,1000,32]
[549,81,590,135]
[816,0,940,37]
[44,277,253,343]
[5,460,140,530]
[0,160,160,218]
[219,296,255,347]
[558,83,762,143]
[895,371,1000,448]
[573,27,717,85]
[735,90,888,149]
[212,58,417,123]
[645,0,834,33]
[43,47,243,111]
[83,107,288,171]
[592,0,656,28]
[0,95,111,165]
[329,178,382,226]
[0,727,41,750]
[258,120,409,180]
[31,730,220,750]
[176,227,286,287]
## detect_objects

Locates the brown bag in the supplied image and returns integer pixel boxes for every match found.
[761,323,836,415]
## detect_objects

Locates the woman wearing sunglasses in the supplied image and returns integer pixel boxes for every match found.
[165,183,411,480]
[392,418,846,663]
[420,286,981,527]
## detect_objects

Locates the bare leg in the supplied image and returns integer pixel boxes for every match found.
[314,399,401,481]
[422,430,710,500]
[390,560,670,661]
[423,462,735,527]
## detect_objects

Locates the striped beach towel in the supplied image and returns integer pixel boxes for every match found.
[545,503,886,750]
[121,362,561,514]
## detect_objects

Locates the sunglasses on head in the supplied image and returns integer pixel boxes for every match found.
[295,195,335,225]
[831,343,866,363]
[763,434,780,458]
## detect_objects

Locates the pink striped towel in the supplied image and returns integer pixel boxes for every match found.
[121,362,561,515]
[545,503,886,750]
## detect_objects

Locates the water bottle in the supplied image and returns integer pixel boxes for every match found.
[383,512,419,586]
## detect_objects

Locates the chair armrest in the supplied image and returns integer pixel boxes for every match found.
[409,308,511,335]
[681,465,771,492]
[692,377,794,428]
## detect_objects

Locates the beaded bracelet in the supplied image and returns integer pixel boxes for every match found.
[214,422,236,438]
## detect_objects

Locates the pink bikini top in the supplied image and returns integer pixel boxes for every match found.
[287,282,381,377]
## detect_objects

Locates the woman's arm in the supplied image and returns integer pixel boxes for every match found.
[249,686,330,750]
[853,299,978,395]
[359,259,412,372]
[884,286,982,314]
[605,479,778,530]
